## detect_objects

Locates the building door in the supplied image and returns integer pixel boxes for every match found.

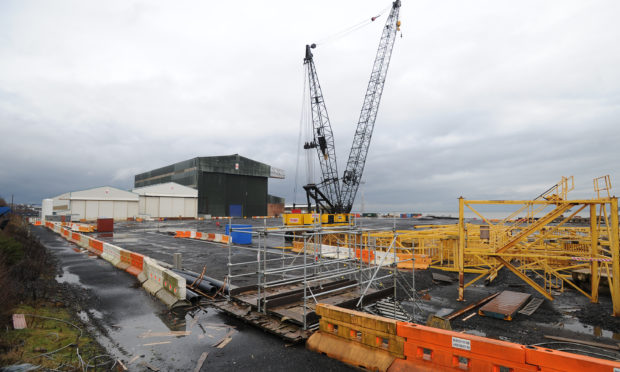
[229,204,242,217]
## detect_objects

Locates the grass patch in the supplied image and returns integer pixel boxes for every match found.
[0,302,107,370]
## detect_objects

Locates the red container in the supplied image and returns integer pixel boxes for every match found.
[97,218,114,232]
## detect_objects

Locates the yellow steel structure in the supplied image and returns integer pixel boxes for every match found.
[281,177,620,316]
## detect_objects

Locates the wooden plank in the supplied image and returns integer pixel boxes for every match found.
[193,352,208,372]
[445,292,499,320]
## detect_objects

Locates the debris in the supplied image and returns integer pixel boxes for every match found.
[518,298,544,316]
[216,337,233,349]
[12,314,27,329]
[117,359,128,371]
[141,361,160,371]
[445,292,499,320]
[462,312,476,321]
[139,331,191,338]
[426,314,451,330]
[143,341,172,346]
[432,272,455,283]
[479,291,531,321]
[128,355,141,364]
[543,335,620,351]
[193,352,208,372]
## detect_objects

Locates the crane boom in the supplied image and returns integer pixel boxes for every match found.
[340,0,401,213]
[303,44,342,212]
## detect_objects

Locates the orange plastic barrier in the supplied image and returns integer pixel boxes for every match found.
[195,232,203,239]
[71,232,80,242]
[524,345,620,372]
[88,239,103,255]
[62,228,70,237]
[207,233,215,240]
[355,249,375,263]
[395,322,620,372]
[127,252,144,277]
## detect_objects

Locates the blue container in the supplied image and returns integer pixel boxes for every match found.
[225,224,253,245]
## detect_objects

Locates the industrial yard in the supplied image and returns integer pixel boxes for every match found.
[2,0,620,371]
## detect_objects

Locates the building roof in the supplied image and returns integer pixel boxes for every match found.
[54,186,139,201]
[132,182,198,198]
[134,154,285,185]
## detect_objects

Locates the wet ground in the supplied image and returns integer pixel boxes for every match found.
[33,217,620,366]
[33,226,355,371]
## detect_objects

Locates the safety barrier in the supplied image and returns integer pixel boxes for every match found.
[307,304,404,371]
[88,238,104,255]
[394,322,620,371]
[142,257,186,307]
[308,304,620,372]
[39,220,185,308]
[117,249,131,270]
[102,243,122,266]
[175,230,232,244]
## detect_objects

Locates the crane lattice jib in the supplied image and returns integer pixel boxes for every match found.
[340,0,401,213]
[304,45,342,211]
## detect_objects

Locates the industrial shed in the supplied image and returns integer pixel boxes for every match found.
[132,182,198,219]
[134,154,285,217]
[52,186,139,221]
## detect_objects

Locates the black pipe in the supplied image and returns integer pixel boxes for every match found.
[174,271,216,295]
[185,288,201,304]
[172,269,232,294]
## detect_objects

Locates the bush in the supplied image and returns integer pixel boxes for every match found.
[0,215,53,323]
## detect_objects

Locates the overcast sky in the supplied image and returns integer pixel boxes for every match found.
[1,0,618,213]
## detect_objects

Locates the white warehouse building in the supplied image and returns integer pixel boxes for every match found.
[132,182,198,219]
[52,186,139,221]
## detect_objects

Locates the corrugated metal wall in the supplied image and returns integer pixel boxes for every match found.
[199,172,267,217]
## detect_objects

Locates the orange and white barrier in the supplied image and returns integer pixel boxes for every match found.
[41,221,184,308]
[175,230,231,244]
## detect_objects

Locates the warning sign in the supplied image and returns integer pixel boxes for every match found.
[452,337,471,351]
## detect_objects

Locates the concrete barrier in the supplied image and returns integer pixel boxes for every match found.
[142,257,187,308]
[102,243,122,266]
[41,221,186,309]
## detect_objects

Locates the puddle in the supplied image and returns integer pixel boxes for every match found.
[56,267,81,285]
[549,317,620,340]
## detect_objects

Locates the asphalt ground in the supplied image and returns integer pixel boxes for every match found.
[33,226,355,372]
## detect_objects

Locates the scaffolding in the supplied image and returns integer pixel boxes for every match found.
[225,222,418,329]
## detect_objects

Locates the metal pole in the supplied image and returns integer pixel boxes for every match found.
[458,197,465,301]
[590,204,599,303]
[610,197,619,316]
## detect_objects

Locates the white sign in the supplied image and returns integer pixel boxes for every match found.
[452,337,471,351]
[269,167,286,179]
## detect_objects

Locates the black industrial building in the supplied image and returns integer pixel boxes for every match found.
[134,154,285,217]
